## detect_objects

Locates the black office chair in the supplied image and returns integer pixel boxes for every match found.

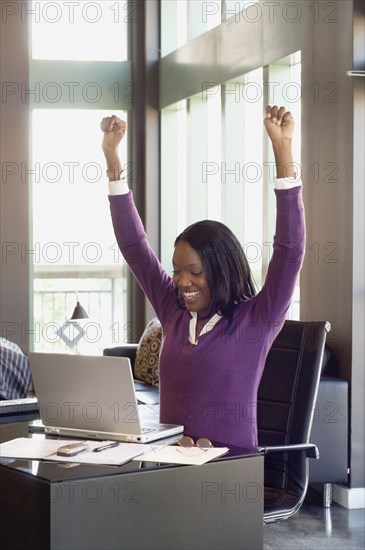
[257,320,330,524]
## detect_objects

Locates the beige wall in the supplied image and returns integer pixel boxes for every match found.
[300,1,364,489]
[0,9,31,351]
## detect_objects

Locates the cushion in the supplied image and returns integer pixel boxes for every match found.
[134,318,162,387]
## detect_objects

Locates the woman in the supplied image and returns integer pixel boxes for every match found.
[100,106,305,448]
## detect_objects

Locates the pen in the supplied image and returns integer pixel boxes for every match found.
[92,442,119,453]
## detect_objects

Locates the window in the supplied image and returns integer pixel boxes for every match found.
[30,1,131,353]
[161,68,264,287]
[31,109,128,353]
[161,0,188,56]
[161,43,301,317]
[161,1,257,56]
[31,0,127,61]
[222,68,264,286]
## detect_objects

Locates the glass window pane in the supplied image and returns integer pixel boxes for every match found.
[206,89,222,221]
[161,0,187,56]
[160,101,188,272]
[31,1,127,61]
[31,109,128,352]
[32,109,126,265]
[223,69,263,287]
[189,0,221,40]
[187,95,209,223]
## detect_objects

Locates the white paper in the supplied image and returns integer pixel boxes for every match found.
[133,445,229,465]
[0,438,151,466]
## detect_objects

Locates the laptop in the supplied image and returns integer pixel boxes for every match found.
[28,352,183,443]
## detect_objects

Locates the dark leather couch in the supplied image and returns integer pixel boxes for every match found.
[307,347,349,505]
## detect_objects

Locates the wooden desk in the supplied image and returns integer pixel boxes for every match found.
[0,422,264,550]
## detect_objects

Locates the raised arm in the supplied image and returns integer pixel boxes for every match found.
[100,115,178,325]
[256,106,305,325]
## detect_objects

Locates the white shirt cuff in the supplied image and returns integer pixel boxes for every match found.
[108,179,130,195]
[274,177,302,190]
[107,177,300,194]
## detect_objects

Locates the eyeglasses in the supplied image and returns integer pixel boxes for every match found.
[177,435,213,452]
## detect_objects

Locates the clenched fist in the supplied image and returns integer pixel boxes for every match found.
[101,115,126,153]
[264,105,294,142]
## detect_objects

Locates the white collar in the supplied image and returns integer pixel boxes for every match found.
[189,312,222,345]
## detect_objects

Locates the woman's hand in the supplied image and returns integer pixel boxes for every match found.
[264,106,296,178]
[100,115,126,180]
[264,105,294,143]
[101,115,126,153]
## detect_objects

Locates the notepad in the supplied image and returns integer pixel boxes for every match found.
[134,445,229,466]
[0,438,151,466]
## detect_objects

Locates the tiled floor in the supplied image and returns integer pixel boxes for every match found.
[264,489,365,550]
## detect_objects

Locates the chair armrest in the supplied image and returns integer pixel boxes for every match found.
[258,443,319,459]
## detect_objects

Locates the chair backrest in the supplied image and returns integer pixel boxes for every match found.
[257,320,329,520]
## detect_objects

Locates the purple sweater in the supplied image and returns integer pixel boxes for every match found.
[109,187,305,448]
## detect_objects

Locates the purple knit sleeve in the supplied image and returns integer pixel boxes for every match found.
[255,186,305,326]
[108,192,177,324]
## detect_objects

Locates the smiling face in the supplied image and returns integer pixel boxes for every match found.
[172,240,212,318]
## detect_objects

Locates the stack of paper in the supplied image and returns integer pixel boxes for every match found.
[0,438,151,466]
[134,445,229,465]
[0,438,229,467]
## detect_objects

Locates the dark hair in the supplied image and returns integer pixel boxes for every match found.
[174,220,256,325]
